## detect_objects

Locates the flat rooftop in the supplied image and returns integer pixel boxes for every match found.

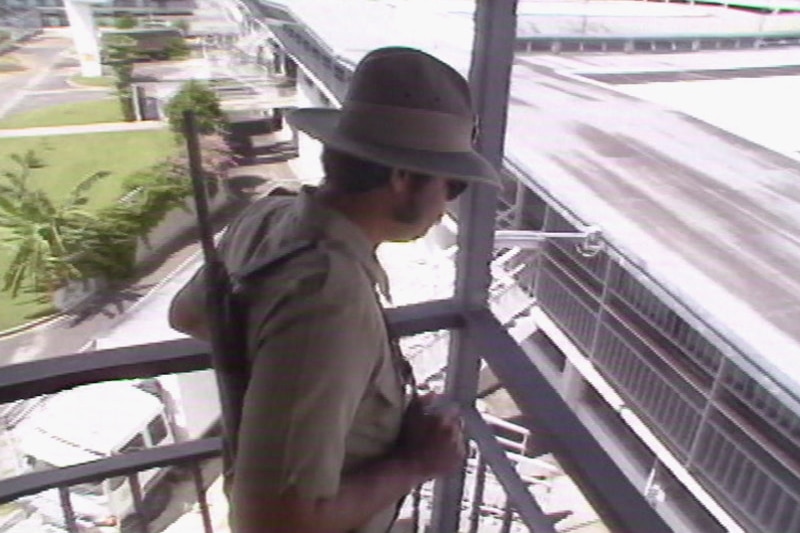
[266,0,800,393]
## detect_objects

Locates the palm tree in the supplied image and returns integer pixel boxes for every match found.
[0,170,109,297]
[0,150,45,202]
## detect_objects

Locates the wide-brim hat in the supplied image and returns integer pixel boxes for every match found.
[287,47,501,188]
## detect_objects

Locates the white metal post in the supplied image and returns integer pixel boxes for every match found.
[62,0,103,78]
[429,1,518,531]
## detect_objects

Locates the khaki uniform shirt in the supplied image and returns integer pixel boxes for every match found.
[178,187,412,533]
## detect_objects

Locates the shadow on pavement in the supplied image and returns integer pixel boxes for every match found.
[65,284,155,326]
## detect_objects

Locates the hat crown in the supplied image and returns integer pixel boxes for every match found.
[345,47,472,117]
[285,46,500,187]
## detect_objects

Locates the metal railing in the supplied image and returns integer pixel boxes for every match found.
[516,31,800,54]
[0,302,673,533]
[499,162,800,532]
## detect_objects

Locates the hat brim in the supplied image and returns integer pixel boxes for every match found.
[287,108,501,188]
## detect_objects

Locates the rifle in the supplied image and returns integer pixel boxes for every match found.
[183,111,249,476]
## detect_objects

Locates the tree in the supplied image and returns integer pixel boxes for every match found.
[114,14,137,30]
[164,36,190,60]
[0,135,237,299]
[164,80,226,136]
[0,157,110,297]
[166,133,235,197]
[102,34,139,122]
[172,19,190,35]
[0,150,46,202]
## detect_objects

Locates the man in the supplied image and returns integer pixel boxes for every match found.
[169,47,500,533]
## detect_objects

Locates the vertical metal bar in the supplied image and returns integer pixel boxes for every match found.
[686,358,729,469]
[468,455,488,533]
[786,498,800,532]
[530,203,553,297]
[411,484,422,533]
[431,2,518,532]
[128,474,151,533]
[587,247,612,363]
[500,502,514,533]
[512,179,527,230]
[57,486,79,533]
[454,0,518,309]
[191,462,214,533]
[183,110,246,476]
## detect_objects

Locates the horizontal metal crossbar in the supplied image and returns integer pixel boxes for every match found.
[384,299,465,338]
[0,301,464,405]
[494,228,604,256]
[0,338,212,404]
[0,437,223,504]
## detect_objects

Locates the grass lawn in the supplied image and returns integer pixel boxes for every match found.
[70,75,116,88]
[0,99,123,130]
[0,129,177,331]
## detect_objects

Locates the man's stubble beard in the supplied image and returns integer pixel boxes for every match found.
[391,194,427,241]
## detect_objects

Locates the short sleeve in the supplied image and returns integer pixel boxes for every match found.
[178,265,206,306]
[232,258,384,501]
[168,265,208,333]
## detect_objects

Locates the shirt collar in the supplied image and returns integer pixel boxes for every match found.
[296,186,392,302]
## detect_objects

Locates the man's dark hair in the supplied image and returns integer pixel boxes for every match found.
[321,148,393,193]
[321,148,433,194]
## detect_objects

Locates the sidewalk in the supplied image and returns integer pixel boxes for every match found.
[0,120,166,138]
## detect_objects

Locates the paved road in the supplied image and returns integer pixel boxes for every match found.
[0,31,112,120]
[0,243,201,367]
[0,34,70,119]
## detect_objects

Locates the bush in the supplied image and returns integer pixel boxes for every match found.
[165,80,226,136]
[86,136,233,278]
[114,14,137,30]
[172,19,190,34]
[102,34,138,122]
[164,37,190,60]
[76,161,193,281]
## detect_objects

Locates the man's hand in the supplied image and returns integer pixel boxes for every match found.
[396,392,467,480]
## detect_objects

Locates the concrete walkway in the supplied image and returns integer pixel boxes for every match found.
[0,120,167,138]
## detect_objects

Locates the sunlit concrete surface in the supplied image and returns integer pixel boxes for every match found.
[615,75,800,153]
